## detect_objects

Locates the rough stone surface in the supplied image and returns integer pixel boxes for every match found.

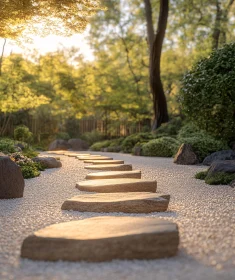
[21,217,179,262]
[207,160,235,177]
[68,139,89,151]
[0,156,25,199]
[174,144,199,165]
[1,152,235,280]
[32,157,62,169]
[86,170,141,180]
[65,153,90,157]
[48,140,71,151]
[85,164,132,171]
[61,192,170,213]
[84,160,124,165]
[76,178,157,193]
[78,156,112,161]
[203,150,235,166]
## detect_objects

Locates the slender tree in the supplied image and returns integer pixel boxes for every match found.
[144,0,169,130]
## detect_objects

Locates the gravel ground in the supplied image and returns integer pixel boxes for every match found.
[0,152,234,280]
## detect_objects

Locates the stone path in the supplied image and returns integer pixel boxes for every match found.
[1,151,234,279]
[21,152,176,262]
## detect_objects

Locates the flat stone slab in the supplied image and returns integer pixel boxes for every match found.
[78,156,112,161]
[86,170,141,180]
[65,153,90,157]
[76,178,157,193]
[84,160,124,165]
[85,164,132,171]
[21,216,179,262]
[61,192,170,213]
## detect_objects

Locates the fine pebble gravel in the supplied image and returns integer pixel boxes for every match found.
[0,152,234,280]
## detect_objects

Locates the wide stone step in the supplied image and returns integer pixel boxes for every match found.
[65,153,90,157]
[84,159,124,165]
[85,164,132,171]
[21,216,179,262]
[78,156,113,161]
[86,170,141,180]
[61,192,170,213]
[76,178,157,193]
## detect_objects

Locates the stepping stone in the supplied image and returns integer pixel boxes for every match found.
[84,159,124,165]
[21,216,179,262]
[86,170,141,180]
[78,156,112,161]
[85,164,132,171]
[76,178,157,193]
[65,153,90,157]
[61,192,170,213]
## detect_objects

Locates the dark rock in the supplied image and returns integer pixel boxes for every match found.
[207,160,235,178]
[0,156,25,199]
[33,157,62,169]
[68,139,89,151]
[48,139,71,151]
[15,143,26,150]
[203,150,235,166]
[174,144,199,165]
[229,179,235,188]
[132,146,142,156]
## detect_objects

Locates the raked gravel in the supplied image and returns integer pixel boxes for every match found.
[0,152,234,280]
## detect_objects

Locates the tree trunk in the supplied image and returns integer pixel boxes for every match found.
[150,0,169,130]
[212,1,222,50]
[0,39,7,76]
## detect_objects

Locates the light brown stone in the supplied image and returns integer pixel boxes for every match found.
[85,164,132,171]
[21,216,179,262]
[61,192,170,213]
[65,153,90,157]
[84,160,124,165]
[78,156,112,161]
[86,170,141,180]
[76,178,157,193]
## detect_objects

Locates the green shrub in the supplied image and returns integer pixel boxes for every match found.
[154,117,183,137]
[0,138,17,153]
[14,125,33,143]
[142,137,180,157]
[22,148,39,158]
[195,171,208,180]
[205,172,235,185]
[90,140,112,151]
[56,132,70,140]
[81,130,105,145]
[121,133,154,153]
[180,43,235,142]
[177,123,202,140]
[20,163,40,179]
[178,134,228,162]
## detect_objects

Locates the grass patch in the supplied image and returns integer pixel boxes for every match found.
[205,172,235,185]
[195,170,208,180]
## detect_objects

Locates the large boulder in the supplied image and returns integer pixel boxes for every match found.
[174,144,199,165]
[207,160,235,177]
[48,139,71,151]
[68,138,89,151]
[0,156,25,199]
[203,150,235,166]
[32,157,62,169]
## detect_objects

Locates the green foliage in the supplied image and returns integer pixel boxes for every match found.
[22,148,39,158]
[179,134,228,162]
[89,140,113,151]
[177,123,201,139]
[180,43,235,142]
[195,170,208,180]
[81,130,105,146]
[142,137,180,157]
[14,125,33,143]
[19,163,40,179]
[154,117,183,137]
[121,133,154,153]
[205,172,235,185]
[56,132,70,140]
[0,138,17,153]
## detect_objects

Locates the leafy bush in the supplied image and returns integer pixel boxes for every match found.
[56,132,70,140]
[90,140,113,151]
[154,117,183,137]
[142,137,180,157]
[179,134,228,162]
[10,152,44,179]
[177,123,202,140]
[22,148,39,158]
[195,171,208,180]
[180,43,235,142]
[121,133,154,153]
[81,130,105,146]
[205,172,235,185]
[14,125,33,143]
[0,138,17,153]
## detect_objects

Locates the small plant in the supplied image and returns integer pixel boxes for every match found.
[56,132,70,140]
[90,140,113,151]
[22,148,39,158]
[14,125,33,143]
[195,171,208,180]
[142,137,179,157]
[121,133,154,153]
[205,172,235,185]
[0,138,17,153]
